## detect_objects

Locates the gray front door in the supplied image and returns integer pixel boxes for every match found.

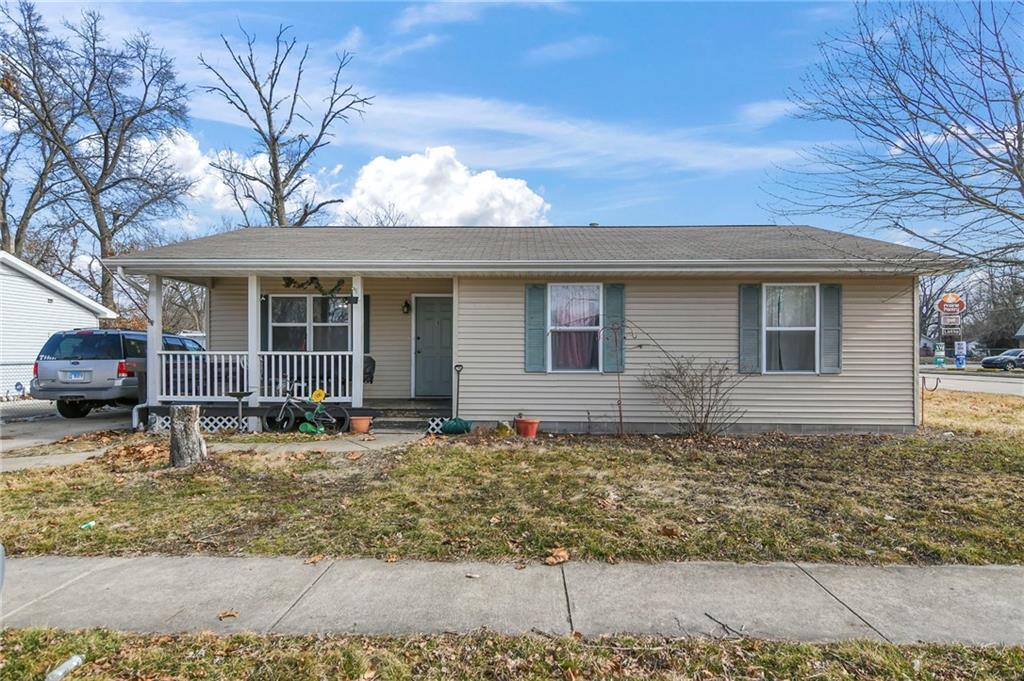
[414,297,453,397]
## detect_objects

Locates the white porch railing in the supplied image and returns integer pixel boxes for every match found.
[258,352,353,402]
[158,351,248,402]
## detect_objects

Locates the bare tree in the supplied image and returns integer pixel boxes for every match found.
[0,110,69,261]
[345,201,409,227]
[1,1,192,309]
[963,266,1024,346]
[774,1,1024,267]
[199,25,371,227]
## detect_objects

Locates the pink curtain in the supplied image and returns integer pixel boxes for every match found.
[551,286,599,370]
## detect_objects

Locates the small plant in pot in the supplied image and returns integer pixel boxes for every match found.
[513,412,540,438]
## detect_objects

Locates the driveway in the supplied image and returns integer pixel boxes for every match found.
[0,407,133,454]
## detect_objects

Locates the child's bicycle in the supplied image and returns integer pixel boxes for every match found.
[263,380,349,433]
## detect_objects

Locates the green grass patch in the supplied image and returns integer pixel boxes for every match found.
[3,628,1022,680]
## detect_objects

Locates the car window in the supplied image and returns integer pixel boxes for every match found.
[163,337,185,351]
[123,336,147,358]
[38,332,124,360]
[181,338,204,352]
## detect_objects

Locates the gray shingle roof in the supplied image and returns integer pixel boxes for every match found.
[109,225,943,269]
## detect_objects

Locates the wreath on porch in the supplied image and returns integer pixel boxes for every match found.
[281,276,344,298]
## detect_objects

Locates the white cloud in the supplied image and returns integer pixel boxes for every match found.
[354,93,801,176]
[368,33,447,64]
[339,146,550,226]
[336,27,365,52]
[393,2,484,33]
[524,35,607,64]
[737,99,799,127]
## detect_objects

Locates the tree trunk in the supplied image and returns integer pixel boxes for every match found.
[170,404,208,467]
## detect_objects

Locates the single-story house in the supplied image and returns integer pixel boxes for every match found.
[106,225,953,434]
[1,251,117,398]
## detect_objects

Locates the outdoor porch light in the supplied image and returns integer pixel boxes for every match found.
[401,300,411,314]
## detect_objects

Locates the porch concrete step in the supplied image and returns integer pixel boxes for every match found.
[372,417,432,433]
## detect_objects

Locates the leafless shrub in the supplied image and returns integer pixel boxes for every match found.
[640,355,746,436]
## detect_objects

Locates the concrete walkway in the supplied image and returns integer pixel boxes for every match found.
[2,557,1021,645]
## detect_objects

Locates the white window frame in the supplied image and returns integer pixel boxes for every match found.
[547,283,603,373]
[762,283,820,375]
[268,293,351,352]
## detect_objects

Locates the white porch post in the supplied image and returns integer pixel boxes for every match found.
[246,275,261,429]
[351,275,364,408]
[146,275,163,407]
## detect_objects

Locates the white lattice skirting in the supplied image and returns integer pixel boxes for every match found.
[152,414,252,433]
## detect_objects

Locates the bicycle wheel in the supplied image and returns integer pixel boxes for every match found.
[264,405,296,432]
[330,406,350,433]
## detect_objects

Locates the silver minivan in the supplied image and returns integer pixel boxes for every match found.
[30,328,204,418]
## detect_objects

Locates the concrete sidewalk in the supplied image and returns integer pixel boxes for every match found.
[2,556,1021,645]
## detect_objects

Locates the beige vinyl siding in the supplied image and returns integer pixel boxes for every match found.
[362,277,451,399]
[205,275,451,399]
[207,277,247,350]
[455,276,917,427]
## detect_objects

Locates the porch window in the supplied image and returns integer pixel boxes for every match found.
[269,295,350,351]
[548,284,601,372]
[764,284,818,373]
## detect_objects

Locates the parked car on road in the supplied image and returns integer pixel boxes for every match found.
[980,348,1024,371]
[30,328,205,418]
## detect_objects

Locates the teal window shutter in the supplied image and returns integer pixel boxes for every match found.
[362,295,371,353]
[820,284,842,374]
[524,284,547,372]
[738,284,762,374]
[602,283,625,373]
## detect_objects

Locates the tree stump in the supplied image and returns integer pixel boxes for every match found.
[170,404,208,467]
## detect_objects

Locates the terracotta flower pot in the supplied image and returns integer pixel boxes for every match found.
[514,418,540,438]
[349,415,373,434]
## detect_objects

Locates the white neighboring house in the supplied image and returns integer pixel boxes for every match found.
[0,251,117,398]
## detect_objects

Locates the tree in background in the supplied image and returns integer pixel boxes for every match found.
[199,25,371,227]
[963,267,1024,348]
[776,1,1024,268]
[1,1,192,310]
[0,96,69,264]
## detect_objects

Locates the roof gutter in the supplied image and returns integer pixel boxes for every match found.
[105,256,960,275]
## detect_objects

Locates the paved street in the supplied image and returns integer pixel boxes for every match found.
[2,556,1021,645]
[921,369,1024,396]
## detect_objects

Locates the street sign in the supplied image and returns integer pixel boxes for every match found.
[940,314,961,327]
[935,292,967,314]
[954,341,967,355]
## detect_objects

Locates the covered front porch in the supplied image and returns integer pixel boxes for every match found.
[142,272,454,424]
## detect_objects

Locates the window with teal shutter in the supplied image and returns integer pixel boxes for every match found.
[602,283,625,373]
[524,284,547,372]
[738,284,762,373]
[819,284,842,374]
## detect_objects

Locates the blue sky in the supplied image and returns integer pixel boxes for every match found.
[37,1,861,230]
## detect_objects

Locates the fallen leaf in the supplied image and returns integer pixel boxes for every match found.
[217,609,239,621]
[544,547,570,566]
[488,516,501,526]
[304,554,326,565]
[384,554,399,563]
[694,516,707,525]
[346,452,364,461]
[658,525,682,539]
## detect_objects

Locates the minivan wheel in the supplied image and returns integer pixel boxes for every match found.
[56,400,92,419]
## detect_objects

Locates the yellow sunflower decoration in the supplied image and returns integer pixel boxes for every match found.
[310,388,327,403]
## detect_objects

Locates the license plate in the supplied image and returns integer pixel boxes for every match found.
[67,371,83,381]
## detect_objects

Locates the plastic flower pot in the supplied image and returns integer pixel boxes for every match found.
[349,416,373,434]
[514,417,540,438]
